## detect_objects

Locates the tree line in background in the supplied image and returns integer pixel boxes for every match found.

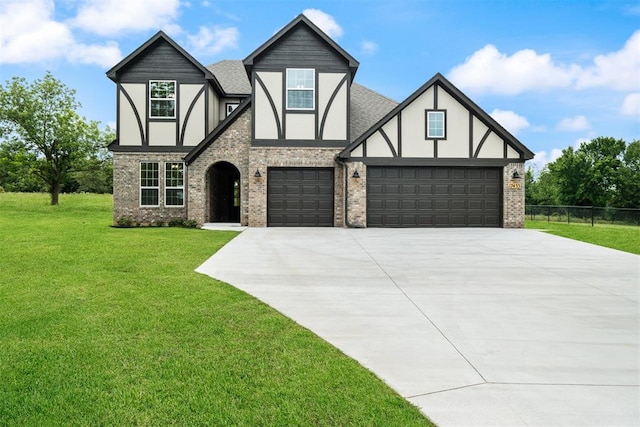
[526,137,640,208]
[0,72,113,205]
[1,73,638,209]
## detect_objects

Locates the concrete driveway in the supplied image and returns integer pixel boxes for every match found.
[196,228,639,426]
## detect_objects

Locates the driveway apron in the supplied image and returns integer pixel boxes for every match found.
[196,228,640,426]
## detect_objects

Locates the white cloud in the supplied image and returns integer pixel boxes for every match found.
[186,26,239,56]
[621,92,640,116]
[302,9,343,39]
[448,30,640,95]
[528,148,564,171]
[68,41,122,67]
[556,115,591,132]
[490,109,530,134]
[576,30,640,91]
[0,0,121,66]
[448,45,576,95]
[361,40,378,55]
[71,0,180,36]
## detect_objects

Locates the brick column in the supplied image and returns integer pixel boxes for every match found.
[503,162,525,228]
[346,162,366,227]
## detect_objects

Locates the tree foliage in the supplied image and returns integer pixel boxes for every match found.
[0,72,113,204]
[527,137,639,208]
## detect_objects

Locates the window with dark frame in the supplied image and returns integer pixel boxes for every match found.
[426,110,446,139]
[226,103,239,116]
[149,80,176,118]
[165,162,184,207]
[140,162,159,206]
[286,69,315,110]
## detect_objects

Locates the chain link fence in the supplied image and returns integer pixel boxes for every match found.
[526,205,640,226]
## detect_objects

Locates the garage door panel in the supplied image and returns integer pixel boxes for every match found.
[367,166,501,227]
[268,168,334,227]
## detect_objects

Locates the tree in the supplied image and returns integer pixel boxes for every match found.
[0,72,99,205]
[616,139,640,208]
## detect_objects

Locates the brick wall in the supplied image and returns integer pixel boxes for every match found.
[503,162,525,228]
[112,152,188,225]
[248,147,344,227]
[187,109,252,225]
[345,161,366,227]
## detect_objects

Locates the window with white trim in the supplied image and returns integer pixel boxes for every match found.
[286,69,315,110]
[426,110,446,139]
[226,103,239,116]
[165,162,184,207]
[140,162,159,206]
[149,80,176,118]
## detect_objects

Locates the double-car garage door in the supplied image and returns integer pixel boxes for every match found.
[367,166,501,227]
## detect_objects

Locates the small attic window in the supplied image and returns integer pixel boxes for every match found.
[426,110,446,139]
[149,80,176,118]
[286,69,315,110]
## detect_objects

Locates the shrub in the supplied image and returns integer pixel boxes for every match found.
[151,220,165,227]
[0,186,4,193]
[116,216,133,227]
[182,219,198,228]
[168,217,185,227]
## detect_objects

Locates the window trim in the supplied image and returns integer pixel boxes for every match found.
[425,110,446,140]
[225,102,239,117]
[286,68,315,111]
[149,80,176,119]
[140,162,160,207]
[164,162,185,207]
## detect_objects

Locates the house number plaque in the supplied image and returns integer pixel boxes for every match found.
[508,182,522,189]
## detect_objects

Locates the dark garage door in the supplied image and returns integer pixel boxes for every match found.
[367,167,501,227]
[268,168,334,227]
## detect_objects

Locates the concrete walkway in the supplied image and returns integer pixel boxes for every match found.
[196,228,640,426]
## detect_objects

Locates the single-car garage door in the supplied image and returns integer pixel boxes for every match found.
[268,168,334,227]
[367,167,501,227]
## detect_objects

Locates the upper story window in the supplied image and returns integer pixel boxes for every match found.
[426,110,446,139]
[226,103,239,116]
[149,80,176,118]
[286,69,315,110]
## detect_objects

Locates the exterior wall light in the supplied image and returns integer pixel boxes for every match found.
[511,170,521,179]
[254,169,262,178]
[352,170,360,179]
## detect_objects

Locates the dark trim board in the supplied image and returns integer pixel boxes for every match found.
[252,140,348,148]
[110,145,194,153]
[354,157,514,167]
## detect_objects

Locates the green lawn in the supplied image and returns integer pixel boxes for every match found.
[0,193,431,426]
[526,220,640,255]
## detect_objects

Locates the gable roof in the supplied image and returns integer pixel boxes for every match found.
[184,97,252,165]
[242,14,359,79]
[339,73,535,160]
[350,83,398,142]
[206,60,252,96]
[106,31,220,92]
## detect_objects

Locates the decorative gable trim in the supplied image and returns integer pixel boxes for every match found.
[184,98,252,165]
[242,14,359,79]
[106,31,223,94]
[338,73,534,160]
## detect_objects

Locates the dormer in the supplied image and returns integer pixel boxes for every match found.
[106,31,224,151]
[243,14,359,146]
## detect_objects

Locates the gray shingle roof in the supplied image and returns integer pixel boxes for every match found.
[207,60,251,96]
[206,60,397,141]
[350,83,398,142]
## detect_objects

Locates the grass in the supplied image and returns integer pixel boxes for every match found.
[526,219,640,255]
[0,193,432,426]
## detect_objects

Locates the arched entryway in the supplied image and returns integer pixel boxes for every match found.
[208,161,241,223]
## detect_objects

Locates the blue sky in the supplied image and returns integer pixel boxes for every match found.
[1,0,638,170]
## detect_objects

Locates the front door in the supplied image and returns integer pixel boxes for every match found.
[209,162,241,223]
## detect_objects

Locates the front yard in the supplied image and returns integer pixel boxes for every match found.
[0,193,431,425]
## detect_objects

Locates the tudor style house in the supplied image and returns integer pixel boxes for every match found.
[107,14,533,228]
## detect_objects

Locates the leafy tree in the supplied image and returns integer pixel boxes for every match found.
[0,141,44,192]
[616,139,640,208]
[0,72,101,205]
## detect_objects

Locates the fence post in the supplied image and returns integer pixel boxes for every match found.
[568,207,570,224]
[591,207,594,227]
[547,206,550,223]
